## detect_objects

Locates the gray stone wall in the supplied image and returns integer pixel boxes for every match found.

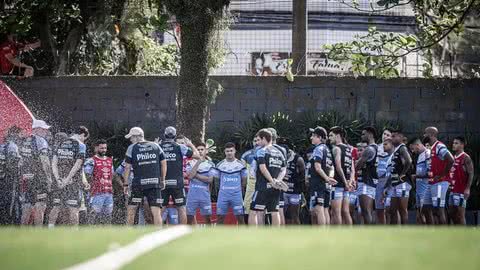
[6,76,479,138]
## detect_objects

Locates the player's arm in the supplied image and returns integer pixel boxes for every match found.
[51,155,60,183]
[332,146,347,185]
[276,166,287,182]
[399,146,412,181]
[63,159,84,186]
[4,52,32,69]
[464,155,475,200]
[187,160,201,179]
[160,158,167,189]
[21,40,41,51]
[350,158,355,182]
[81,169,90,190]
[123,163,132,186]
[113,170,124,188]
[157,147,167,189]
[196,173,213,184]
[355,147,371,170]
[259,163,275,183]
[314,162,332,183]
[83,159,94,183]
[184,138,200,160]
[40,155,52,187]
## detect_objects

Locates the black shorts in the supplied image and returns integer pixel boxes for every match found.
[129,186,162,208]
[52,185,81,208]
[309,184,327,208]
[278,191,285,208]
[24,184,48,204]
[324,188,331,208]
[250,189,280,212]
[161,188,186,207]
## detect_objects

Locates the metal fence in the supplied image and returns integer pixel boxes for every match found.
[162,0,436,77]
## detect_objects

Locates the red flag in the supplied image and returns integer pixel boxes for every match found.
[0,79,34,143]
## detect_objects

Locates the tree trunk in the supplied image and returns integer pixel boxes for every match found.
[175,15,214,143]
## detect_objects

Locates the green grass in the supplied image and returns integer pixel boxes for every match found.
[125,227,480,270]
[0,227,155,270]
[1,227,479,270]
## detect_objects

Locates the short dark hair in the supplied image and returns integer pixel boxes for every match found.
[74,126,90,139]
[392,129,403,135]
[277,137,293,150]
[256,129,272,143]
[454,136,466,145]
[95,139,107,146]
[311,127,327,139]
[408,137,422,145]
[224,142,236,149]
[330,126,345,138]
[364,126,377,140]
[197,142,206,148]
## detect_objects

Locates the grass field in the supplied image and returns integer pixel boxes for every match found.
[1,227,479,270]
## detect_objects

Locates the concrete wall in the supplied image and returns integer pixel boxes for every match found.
[5,76,480,138]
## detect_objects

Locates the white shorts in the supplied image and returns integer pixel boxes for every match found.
[356,182,375,200]
[424,181,449,208]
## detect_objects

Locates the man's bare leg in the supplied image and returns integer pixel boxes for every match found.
[126,205,138,225]
[34,202,47,226]
[150,206,163,226]
[271,212,281,226]
[21,204,33,225]
[177,206,187,225]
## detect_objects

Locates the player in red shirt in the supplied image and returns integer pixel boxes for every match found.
[423,127,454,225]
[84,139,115,225]
[0,31,40,77]
[448,137,474,225]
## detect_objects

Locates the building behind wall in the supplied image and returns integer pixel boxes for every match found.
[162,0,452,77]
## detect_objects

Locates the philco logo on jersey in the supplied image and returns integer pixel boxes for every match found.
[58,148,74,157]
[165,152,177,160]
[269,157,283,167]
[137,152,157,160]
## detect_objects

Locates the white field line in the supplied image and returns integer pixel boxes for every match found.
[65,225,193,270]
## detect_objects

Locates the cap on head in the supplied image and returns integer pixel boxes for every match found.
[125,127,144,139]
[309,126,327,139]
[32,119,51,130]
[164,126,177,138]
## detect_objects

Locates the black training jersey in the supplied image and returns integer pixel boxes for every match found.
[309,143,333,190]
[284,152,302,194]
[126,141,165,190]
[359,144,378,187]
[333,144,353,188]
[54,138,86,187]
[273,144,287,160]
[160,140,192,189]
[390,144,412,186]
[255,145,286,191]
[19,135,49,179]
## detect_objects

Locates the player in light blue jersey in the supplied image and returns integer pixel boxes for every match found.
[241,136,260,224]
[409,138,432,224]
[186,143,215,225]
[213,142,247,225]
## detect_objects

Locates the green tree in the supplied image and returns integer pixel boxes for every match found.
[0,0,178,76]
[159,0,231,142]
[325,0,479,78]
